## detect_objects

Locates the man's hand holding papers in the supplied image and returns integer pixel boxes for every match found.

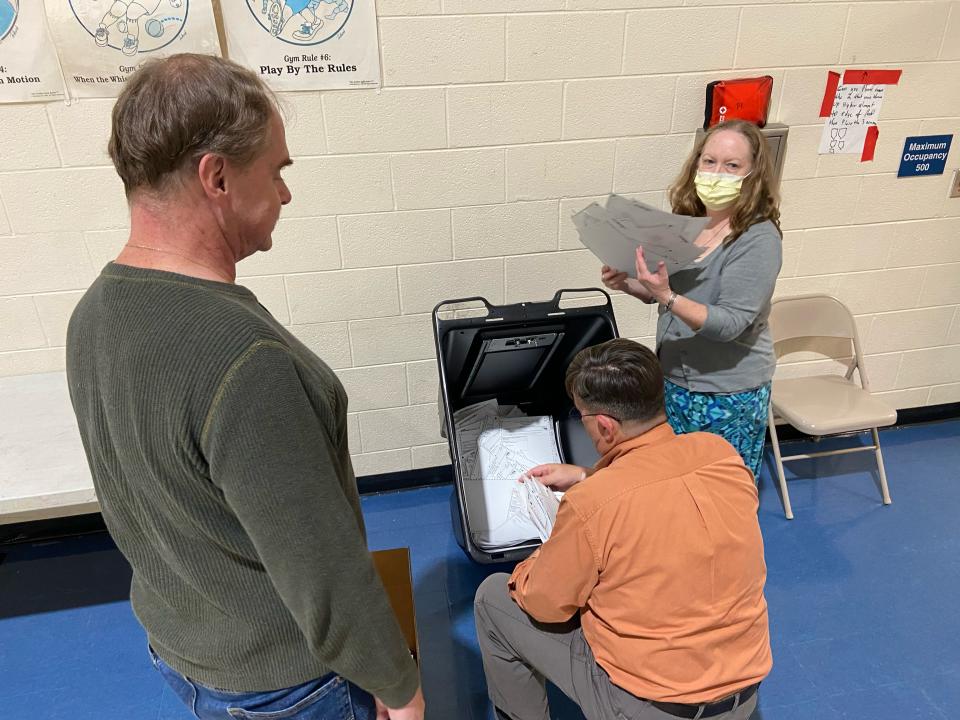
[517,463,591,543]
[518,476,561,543]
[523,463,588,493]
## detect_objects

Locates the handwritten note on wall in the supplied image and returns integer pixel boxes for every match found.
[819,83,885,155]
[817,69,902,162]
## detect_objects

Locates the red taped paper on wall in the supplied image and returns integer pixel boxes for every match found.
[818,68,903,161]
[819,71,841,118]
[842,69,902,86]
[861,125,880,162]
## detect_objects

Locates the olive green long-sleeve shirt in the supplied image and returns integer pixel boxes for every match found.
[66,262,418,707]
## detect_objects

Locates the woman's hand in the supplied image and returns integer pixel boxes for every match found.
[600,265,655,303]
[634,247,672,304]
[522,463,588,492]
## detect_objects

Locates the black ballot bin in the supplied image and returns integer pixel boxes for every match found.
[432,289,620,564]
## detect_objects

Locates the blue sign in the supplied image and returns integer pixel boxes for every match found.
[898,134,953,177]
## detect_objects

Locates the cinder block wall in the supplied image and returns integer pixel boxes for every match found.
[1,1,958,476]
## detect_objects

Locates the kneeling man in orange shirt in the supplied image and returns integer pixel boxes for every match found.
[475,338,771,720]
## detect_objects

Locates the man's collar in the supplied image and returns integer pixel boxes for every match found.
[594,422,676,471]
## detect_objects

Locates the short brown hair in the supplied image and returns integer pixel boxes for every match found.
[108,54,278,197]
[667,119,781,243]
[564,339,664,424]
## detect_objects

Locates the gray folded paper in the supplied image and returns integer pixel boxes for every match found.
[573,195,709,276]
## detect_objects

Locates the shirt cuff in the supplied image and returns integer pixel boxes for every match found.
[696,304,723,339]
[373,660,421,709]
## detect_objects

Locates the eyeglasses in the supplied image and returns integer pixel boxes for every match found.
[567,408,621,424]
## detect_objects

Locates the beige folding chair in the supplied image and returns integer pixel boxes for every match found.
[767,294,897,519]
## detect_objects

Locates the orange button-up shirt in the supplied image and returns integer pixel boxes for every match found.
[509,423,772,703]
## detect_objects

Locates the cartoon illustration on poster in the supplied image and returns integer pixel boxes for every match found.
[221,0,380,91]
[0,0,19,42]
[249,0,351,45]
[0,0,66,103]
[83,0,187,57]
[46,0,220,98]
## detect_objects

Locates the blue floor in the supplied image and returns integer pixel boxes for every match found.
[2,420,959,719]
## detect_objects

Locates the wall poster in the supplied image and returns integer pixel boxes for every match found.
[45,0,221,98]
[219,1,381,91]
[0,1,66,103]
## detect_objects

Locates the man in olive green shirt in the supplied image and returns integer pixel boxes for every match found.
[66,54,423,720]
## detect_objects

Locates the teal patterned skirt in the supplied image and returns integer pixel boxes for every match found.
[664,380,772,482]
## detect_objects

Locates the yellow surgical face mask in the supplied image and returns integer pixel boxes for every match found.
[694,171,747,211]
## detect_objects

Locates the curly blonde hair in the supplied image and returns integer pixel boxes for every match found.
[667,120,781,243]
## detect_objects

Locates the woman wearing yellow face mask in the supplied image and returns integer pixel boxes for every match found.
[601,120,782,483]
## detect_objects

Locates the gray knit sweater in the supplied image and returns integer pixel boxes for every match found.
[656,220,783,393]
[66,263,419,707]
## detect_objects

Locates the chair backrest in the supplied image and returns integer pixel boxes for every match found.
[768,294,857,344]
[769,294,872,390]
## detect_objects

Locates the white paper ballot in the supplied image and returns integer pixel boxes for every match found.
[521,477,561,542]
[606,195,689,230]
[453,401,564,551]
[572,196,708,276]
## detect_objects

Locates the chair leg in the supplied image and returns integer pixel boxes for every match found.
[871,427,892,505]
[767,408,793,520]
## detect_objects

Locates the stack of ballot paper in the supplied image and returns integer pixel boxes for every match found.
[519,475,560,542]
[572,195,710,276]
[453,400,563,551]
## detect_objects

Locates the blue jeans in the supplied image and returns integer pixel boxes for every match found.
[150,646,377,719]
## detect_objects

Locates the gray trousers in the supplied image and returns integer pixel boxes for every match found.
[474,573,759,720]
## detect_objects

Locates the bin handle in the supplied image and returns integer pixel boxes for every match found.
[432,296,495,317]
[547,288,613,312]
[433,289,612,323]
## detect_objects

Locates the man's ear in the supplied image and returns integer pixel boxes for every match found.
[197,153,227,200]
[597,414,619,443]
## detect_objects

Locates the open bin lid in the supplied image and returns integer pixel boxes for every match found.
[432,289,620,563]
[433,289,619,421]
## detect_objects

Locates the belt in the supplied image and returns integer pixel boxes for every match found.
[650,683,759,719]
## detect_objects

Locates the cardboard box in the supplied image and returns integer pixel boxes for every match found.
[372,547,419,662]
